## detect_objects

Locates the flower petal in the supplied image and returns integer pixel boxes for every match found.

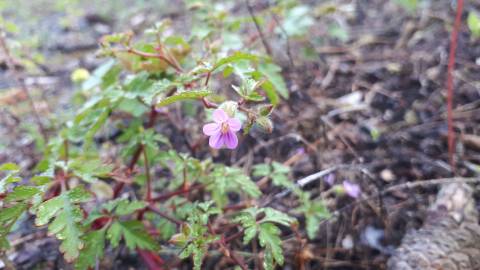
[343,180,361,198]
[209,132,224,149]
[223,131,238,149]
[203,123,220,136]
[227,118,241,132]
[212,109,229,123]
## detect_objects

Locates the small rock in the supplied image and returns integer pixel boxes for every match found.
[342,234,354,249]
[381,169,395,182]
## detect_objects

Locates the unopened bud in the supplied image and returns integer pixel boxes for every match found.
[256,116,273,133]
[258,104,274,116]
[219,101,238,117]
[71,68,90,83]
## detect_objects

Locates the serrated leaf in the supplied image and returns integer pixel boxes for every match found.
[258,62,288,99]
[5,186,40,202]
[243,226,257,245]
[259,223,284,268]
[298,199,331,239]
[0,202,28,250]
[0,203,27,224]
[262,208,296,227]
[208,166,261,207]
[252,164,271,177]
[70,157,113,184]
[156,89,211,107]
[107,220,159,251]
[74,229,106,270]
[271,173,293,189]
[272,162,290,174]
[34,187,91,261]
[84,108,110,149]
[213,52,258,71]
[115,200,146,216]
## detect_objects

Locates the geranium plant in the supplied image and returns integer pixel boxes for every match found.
[0,2,332,270]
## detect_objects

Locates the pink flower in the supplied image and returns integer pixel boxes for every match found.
[343,180,361,198]
[203,109,241,149]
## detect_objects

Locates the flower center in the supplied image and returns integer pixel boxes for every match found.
[221,122,229,134]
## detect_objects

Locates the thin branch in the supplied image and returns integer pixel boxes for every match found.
[147,204,183,226]
[269,9,294,66]
[117,47,183,72]
[0,30,48,141]
[151,183,205,202]
[113,106,158,198]
[245,0,272,56]
[143,145,152,201]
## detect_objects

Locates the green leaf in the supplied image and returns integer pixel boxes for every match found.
[35,187,91,262]
[272,162,290,174]
[115,200,147,216]
[107,220,159,251]
[297,198,331,239]
[394,0,417,13]
[258,62,288,99]
[259,223,284,268]
[208,166,261,207]
[5,186,40,202]
[0,162,21,193]
[0,163,20,172]
[31,175,51,185]
[0,203,28,250]
[468,11,480,38]
[83,108,110,149]
[280,5,314,36]
[0,203,27,224]
[231,78,265,101]
[261,208,296,227]
[213,52,258,71]
[82,59,118,91]
[0,174,21,194]
[70,157,113,183]
[252,164,271,177]
[156,89,212,107]
[75,230,106,270]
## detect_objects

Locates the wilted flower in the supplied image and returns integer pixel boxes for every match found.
[343,180,361,198]
[203,109,241,149]
[324,173,335,186]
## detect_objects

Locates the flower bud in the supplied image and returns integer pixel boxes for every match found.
[219,101,238,117]
[71,68,90,83]
[258,104,274,116]
[256,116,273,133]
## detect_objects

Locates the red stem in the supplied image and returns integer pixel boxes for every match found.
[446,0,463,172]
[113,107,158,198]
[147,204,183,225]
[144,147,152,201]
[137,249,165,270]
[124,47,183,72]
